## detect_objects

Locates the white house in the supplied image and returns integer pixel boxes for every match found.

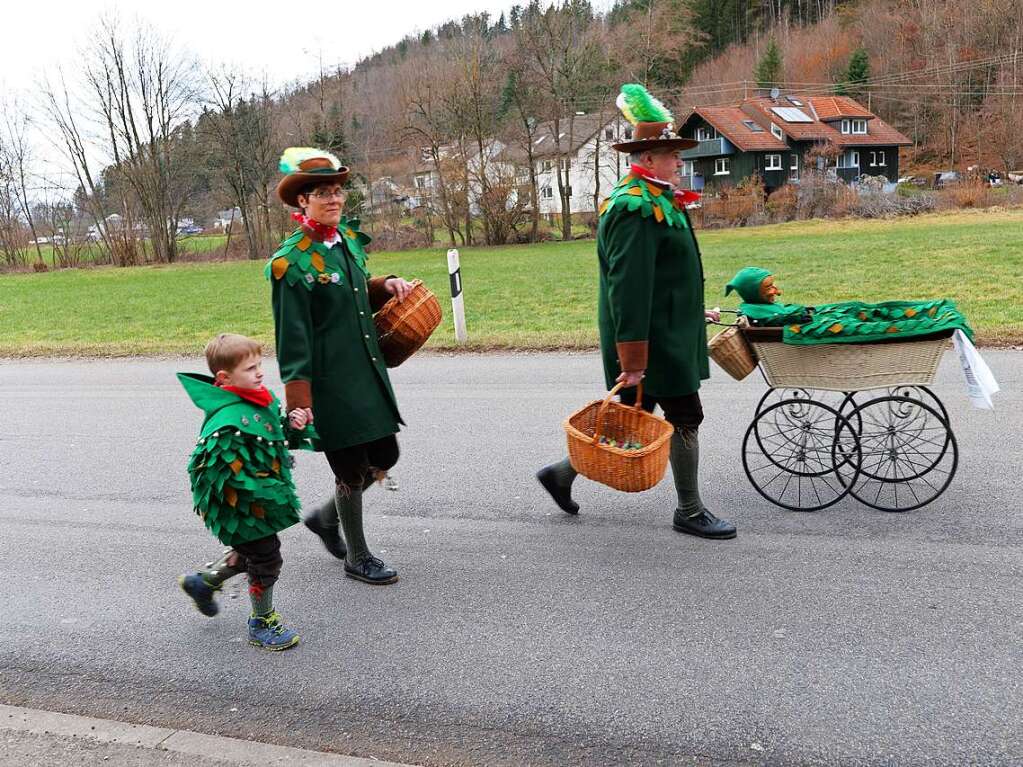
[523,113,633,216]
[212,208,243,231]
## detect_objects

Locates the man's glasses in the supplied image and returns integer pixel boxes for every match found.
[308,189,345,200]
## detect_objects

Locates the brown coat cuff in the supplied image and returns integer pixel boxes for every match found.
[284,380,312,411]
[616,340,648,372]
[368,275,396,312]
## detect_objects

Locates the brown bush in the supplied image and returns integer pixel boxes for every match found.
[944,177,990,209]
[765,185,797,221]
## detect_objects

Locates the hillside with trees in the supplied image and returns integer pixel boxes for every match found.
[2,0,1021,267]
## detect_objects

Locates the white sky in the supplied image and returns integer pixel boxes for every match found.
[0,0,525,92]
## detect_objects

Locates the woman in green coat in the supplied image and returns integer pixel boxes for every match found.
[269,148,413,585]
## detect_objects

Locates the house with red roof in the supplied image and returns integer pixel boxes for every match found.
[677,94,911,193]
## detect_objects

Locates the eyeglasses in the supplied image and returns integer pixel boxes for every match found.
[307,189,345,200]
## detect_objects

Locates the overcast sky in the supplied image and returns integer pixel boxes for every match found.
[0,0,537,93]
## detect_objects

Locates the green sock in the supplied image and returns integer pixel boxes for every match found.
[670,428,704,518]
[548,457,578,487]
[336,485,370,565]
[199,550,241,589]
[249,582,274,617]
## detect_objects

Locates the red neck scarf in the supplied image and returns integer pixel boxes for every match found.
[628,163,701,206]
[221,385,273,408]
[291,211,338,242]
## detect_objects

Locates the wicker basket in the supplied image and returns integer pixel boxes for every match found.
[564,382,674,493]
[708,324,757,380]
[744,328,951,392]
[374,280,442,368]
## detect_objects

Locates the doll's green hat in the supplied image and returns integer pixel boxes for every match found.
[725,267,772,303]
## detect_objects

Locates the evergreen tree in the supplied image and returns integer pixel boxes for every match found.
[836,46,870,97]
[754,38,782,89]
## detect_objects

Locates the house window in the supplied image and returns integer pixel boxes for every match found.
[714,158,730,176]
[742,119,764,132]
[605,127,614,140]
[765,154,783,170]
[852,119,868,134]
[877,150,886,167]
[837,150,860,169]
[869,151,876,166]
[624,127,633,139]
[681,160,694,176]
[696,126,718,141]
[541,160,552,172]
[540,186,553,199]
[624,155,631,167]
[790,154,799,181]
[841,119,851,134]
[770,123,784,140]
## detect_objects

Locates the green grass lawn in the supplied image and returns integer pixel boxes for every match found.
[2,209,1020,357]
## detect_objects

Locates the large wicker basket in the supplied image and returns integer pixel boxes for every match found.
[374,280,442,368]
[708,323,757,380]
[564,382,674,493]
[743,327,952,392]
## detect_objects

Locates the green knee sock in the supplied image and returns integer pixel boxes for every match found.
[670,428,704,518]
[549,457,578,487]
[199,550,241,589]
[336,486,370,565]
[249,582,274,617]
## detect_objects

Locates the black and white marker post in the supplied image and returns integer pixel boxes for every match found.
[447,248,468,343]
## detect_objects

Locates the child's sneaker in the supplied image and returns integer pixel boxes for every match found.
[247,612,300,651]
[178,573,219,617]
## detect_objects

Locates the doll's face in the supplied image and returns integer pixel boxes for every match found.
[759,276,781,303]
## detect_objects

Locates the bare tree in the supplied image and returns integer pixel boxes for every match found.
[83,16,200,263]
[1,103,45,266]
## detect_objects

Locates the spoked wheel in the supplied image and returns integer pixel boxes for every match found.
[742,398,861,511]
[840,394,958,512]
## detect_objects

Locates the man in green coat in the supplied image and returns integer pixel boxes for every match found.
[537,84,736,539]
[269,147,415,584]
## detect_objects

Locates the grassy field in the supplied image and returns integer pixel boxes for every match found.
[1,208,1020,357]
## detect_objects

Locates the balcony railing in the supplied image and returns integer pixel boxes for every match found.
[682,137,735,159]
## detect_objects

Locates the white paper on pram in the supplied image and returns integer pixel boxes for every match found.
[952,329,1000,409]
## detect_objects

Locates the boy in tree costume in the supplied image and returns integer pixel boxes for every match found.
[725,266,973,343]
[537,84,737,540]
[177,334,315,651]
[269,148,415,585]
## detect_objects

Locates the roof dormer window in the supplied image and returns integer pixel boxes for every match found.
[841,119,850,134]
[852,119,868,134]
[770,123,784,140]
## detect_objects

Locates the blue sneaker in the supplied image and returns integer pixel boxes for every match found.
[247,612,300,651]
[178,573,219,617]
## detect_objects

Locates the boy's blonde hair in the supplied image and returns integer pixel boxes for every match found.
[204,333,262,375]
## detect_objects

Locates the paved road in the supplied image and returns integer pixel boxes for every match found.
[1,352,1020,766]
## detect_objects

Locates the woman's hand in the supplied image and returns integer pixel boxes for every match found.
[705,308,721,323]
[384,277,414,302]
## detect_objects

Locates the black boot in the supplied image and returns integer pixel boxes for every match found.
[670,428,736,540]
[536,458,579,514]
[303,496,348,560]
[337,486,399,585]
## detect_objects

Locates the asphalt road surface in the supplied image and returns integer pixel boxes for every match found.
[2,351,1020,766]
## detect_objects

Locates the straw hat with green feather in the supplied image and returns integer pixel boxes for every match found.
[612,84,697,154]
[276,147,350,208]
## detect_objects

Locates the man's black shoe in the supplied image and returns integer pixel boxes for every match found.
[304,513,348,560]
[344,555,399,585]
[536,466,579,514]
[672,509,737,539]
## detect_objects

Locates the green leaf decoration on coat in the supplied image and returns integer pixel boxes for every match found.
[338,215,372,277]
[177,372,315,546]
[265,219,372,286]
[599,175,689,229]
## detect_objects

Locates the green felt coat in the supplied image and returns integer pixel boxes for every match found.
[178,373,312,546]
[597,176,710,397]
[267,218,402,452]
